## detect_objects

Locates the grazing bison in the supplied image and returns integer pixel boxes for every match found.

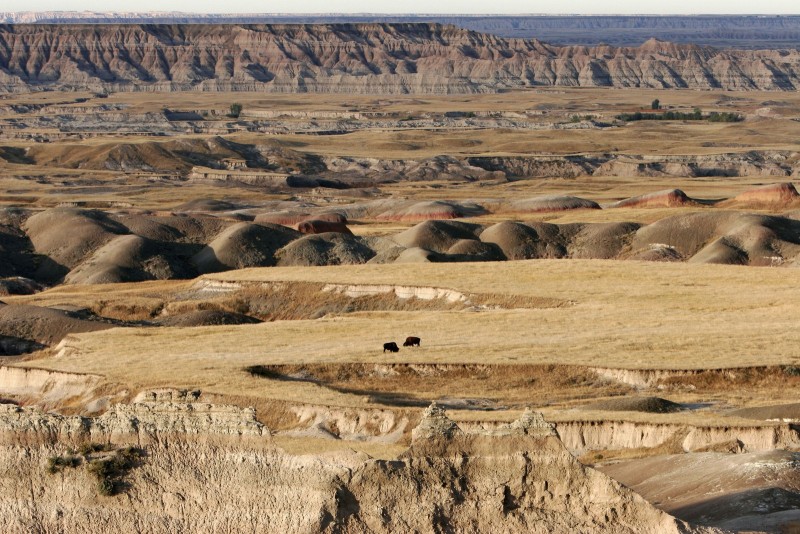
[383,342,400,353]
[403,336,421,347]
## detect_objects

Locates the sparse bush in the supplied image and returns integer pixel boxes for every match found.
[87,446,145,496]
[229,102,243,118]
[708,111,743,122]
[784,365,800,377]
[651,99,660,110]
[96,477,116,496]
[47,455,81,474]
[48,444,145,496]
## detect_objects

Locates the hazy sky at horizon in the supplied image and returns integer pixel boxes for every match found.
[3,1,799,15]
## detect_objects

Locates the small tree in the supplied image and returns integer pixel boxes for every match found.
[651,99,660,110]
[229,103,243,118]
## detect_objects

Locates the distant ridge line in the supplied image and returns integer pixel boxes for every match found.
[1,13,799,48]
[0,23,798,94]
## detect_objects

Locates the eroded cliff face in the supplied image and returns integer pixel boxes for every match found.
[0,403,719,533]
[0,23,798,93]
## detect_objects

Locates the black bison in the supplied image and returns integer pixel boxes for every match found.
[383,342,400,353]
[403,336,421,347]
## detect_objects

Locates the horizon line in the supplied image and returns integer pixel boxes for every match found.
[2,11,798,16]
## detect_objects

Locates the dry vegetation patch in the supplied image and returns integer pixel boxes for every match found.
[243,363,633,408]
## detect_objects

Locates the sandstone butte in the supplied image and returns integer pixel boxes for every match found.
[0,23,799,93]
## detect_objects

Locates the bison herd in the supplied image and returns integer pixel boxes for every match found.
[383,336,420,353]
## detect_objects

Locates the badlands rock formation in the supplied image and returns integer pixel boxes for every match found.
[2,13,800,49]
[1,24,799,93]
[733,182,800,205]
[610,188,694,208]
[0,402,718,533]
[4,205,800,293]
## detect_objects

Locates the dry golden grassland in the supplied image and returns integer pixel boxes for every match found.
[4,87,800,432]
[16,259,800,414]
[4,86,797,116]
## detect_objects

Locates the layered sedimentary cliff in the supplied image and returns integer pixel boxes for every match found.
[0,403,718,533]
[0,23,799,93]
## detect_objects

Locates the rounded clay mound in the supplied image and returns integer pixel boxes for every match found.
[0,304,112,346]
[65,234,195,284]
[148,215,230,244]
[154,310,261,327]
[628,245,684,262]
[631,212,800,266]
[479,221,566,260]
[256,211,347,227]
[569,222,642,259]
[110,213,185,242]
[630,212,735,259]
[276,233,376,266]
[23,208,129,281]
[584,396,683,413]
[393,247,447,264]
[393,220,484,253]
[366,246,408,264]
[254,211,313,226]
[733,182,799,205]
[687,237,750,265]
[65,234,152,285]
[446,239,506,261]
[297,220,353,235]
[511,195,601,213]
[610,189,693,208]
[193,222,300,274]
[0,277,45,296]
[377,200,486,222]
[312,212,348,224]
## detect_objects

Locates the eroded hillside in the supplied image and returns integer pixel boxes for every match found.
[0,401,720,533]
[1,24,800,93]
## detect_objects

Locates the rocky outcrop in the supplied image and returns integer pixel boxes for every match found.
[2,13,800,49]
[1,24,799,93]
[0,401,268,442]
[0,403,718,533]
[553,420,800,455]
[0,366,103,408]
[411,402,463,441]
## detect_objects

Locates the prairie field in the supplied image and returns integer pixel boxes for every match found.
[12,259,800,421]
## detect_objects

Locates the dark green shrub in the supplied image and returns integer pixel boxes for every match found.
[47,455,81,474]
[229,103,243,118]
[784,365,800,377]
[96,477,116,496]
[87,446,145,496]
